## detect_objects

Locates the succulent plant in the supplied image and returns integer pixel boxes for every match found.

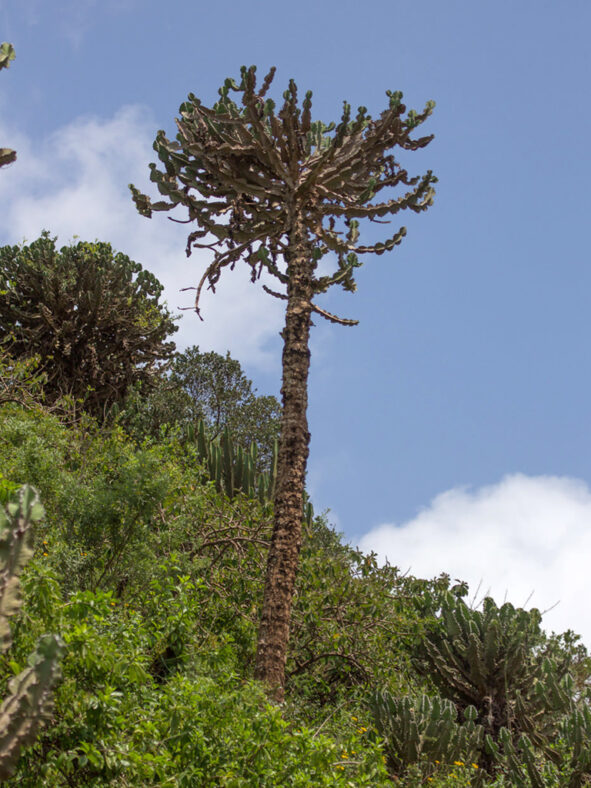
[0,486,65,780]
[417,593,572,751]
[371,691,484,776]
[0,43,16,169]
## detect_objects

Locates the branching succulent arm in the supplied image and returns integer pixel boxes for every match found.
[130,65,436,324]
[0,43,16,169]
[131,65,436,698]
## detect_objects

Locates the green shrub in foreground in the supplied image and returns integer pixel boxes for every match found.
[6,559,390,786]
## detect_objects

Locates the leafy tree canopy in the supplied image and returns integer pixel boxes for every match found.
[121,345,281,468]
[0,233,177,418]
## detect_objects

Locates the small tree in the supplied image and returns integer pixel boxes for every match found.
[131,65,436,698]
[172,346,281,464]
[0,234,177,418]
[121,345,281,468]
[0,43,16,169]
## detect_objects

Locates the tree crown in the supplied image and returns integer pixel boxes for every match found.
[0,234,178,417]
[130,65,436,325]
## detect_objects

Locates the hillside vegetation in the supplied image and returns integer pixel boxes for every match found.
[1,239,591,785]
[0,371,589,785]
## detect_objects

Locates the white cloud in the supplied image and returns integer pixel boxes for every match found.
[358,474,591,646]
[0,105,284,369]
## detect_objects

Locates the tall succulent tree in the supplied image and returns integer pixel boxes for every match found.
[130,65,436,698]
[0,43,16,169]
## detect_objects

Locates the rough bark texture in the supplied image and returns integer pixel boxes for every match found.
[254,223,313,700]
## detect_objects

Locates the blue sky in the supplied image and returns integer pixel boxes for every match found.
[1,0,591,641]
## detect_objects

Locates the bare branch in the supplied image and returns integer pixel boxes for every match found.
[310,303,358,326]
[262,284,287,300]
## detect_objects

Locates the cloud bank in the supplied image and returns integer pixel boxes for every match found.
[358,474,591,646]
[0,105,284,368]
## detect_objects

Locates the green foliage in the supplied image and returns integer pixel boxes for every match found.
[288,523,448,710]
[173,346,281,466]
[4,555,390,786]
[0,234,177,418]
[1,401,590,785]
[119,345,281,470]
[0,486,65,781]
[0,348,47,410]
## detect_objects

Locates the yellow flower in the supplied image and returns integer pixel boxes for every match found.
[472,763,479,769]
[43,552,48,556]
[454,761,464,766]
[351,716,358,722]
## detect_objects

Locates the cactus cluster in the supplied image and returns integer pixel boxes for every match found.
[480,701,591,787]
[0,486,65,780]
[371,692,484,776]
[186,419,314,526]
[187,419,277,504]
[372,591,591,784]
[187,420,277,504]
[418,592,571,749]
[559,704,591,787]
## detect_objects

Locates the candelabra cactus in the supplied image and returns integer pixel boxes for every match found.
[0,486,65,780]
[188,420,316,528]
[419,593,571,739]
[414,591,578,776]
[371,691,484,776]
[188,418,286,509]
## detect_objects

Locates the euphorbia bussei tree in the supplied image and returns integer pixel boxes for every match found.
[130,65,436,699]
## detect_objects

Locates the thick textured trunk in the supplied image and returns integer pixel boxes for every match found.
[254,223,313,700]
